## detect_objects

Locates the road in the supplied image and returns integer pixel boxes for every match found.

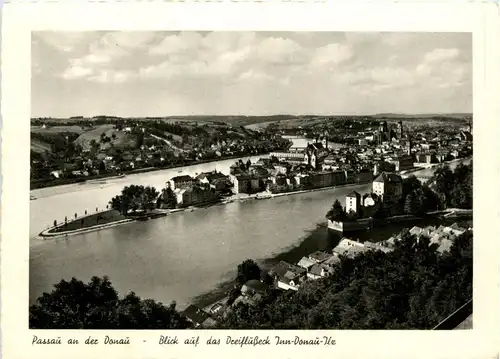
[150,134,186,152]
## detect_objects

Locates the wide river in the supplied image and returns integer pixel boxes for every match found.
[29,145,471,309]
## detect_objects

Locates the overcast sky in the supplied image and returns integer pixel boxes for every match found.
[32,31,472,118]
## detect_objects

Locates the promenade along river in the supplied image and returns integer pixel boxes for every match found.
[29,150,471,309]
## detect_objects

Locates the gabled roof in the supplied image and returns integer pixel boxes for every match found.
[308,251,332,263]
[309,263,328,276]
[323,254,341,266]
[297,256,316,269]
[373,172,402,184]
[242,279,268,295]
[346,190,361,198]
[183,305,211,325]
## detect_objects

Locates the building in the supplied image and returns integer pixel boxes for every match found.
[269,151,305,166]
[332,238,370,258]
[182,305,217,328]
[363,240,394,253]
[274,162,291,175]
[307,263,332,280]
[372,172,403,205]
[197,171,231,192]
[303,143,328,170]
[297,256,316,271]
[397,120,404,139]
[231,173,266,194]
[175,185,218,207]
[345,190,362,214]
[355,170,373,184]
[168,175,194,190]
[308,251,332,264]
[387,154,414,171]
[363,193,378,207]
[268,261,307,291]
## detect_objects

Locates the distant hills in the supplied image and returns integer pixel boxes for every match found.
[372,113,472,119]
[31,113,472,129]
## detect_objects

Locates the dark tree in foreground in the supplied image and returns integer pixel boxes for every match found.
[29,276,191,329]
[432,162,472,209]
[218,231,472,329]
[237,259,261,284]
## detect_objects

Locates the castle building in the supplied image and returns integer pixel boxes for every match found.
[345,191,362,214]
[372,172,403,205]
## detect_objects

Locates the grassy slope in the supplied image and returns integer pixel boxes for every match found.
[73,125,137,151]
[31,139,52,154]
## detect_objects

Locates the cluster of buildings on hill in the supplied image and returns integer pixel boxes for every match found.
[159,118,472,206]
[182,221,471,327]
[278,119,472,173]
[230,145,374,195]
[30,120,289,187]
[225,119,471,195]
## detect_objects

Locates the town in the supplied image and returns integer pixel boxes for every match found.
[157,116,472,210]
[30,115,471,193]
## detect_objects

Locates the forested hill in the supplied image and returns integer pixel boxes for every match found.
[217,231,472,329]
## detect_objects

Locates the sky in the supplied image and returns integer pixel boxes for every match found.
[31,31,472,118]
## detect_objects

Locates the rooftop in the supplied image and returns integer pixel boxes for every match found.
[182,305,211,325]
[373,172,402,184]
[170,175,193,182]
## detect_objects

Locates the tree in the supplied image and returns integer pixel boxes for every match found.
[159,187,178,209]
[346,209,359,221]
[217,231,472,330]
[326,200,347,222]
[109,185,160,215]
[402,175,423,204]
[227,286,242,306]
[404,190,425,215]
[29,276,191,329]
[237,259,261,285]
[433,165,454,207]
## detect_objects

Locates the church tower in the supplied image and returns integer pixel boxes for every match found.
[398,121,404,139]
[407,138,412,156]
[321,130,329,150]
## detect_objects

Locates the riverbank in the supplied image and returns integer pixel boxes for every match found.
[38,209,170,239]
[191,211,472,312]
[30,151,278,191]
[37,181,373,239]
[401,156,472,177]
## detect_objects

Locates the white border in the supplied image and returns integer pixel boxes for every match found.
[2,2,500,359]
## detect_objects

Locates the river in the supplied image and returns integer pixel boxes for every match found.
[29,146,369,309]
[29,140,471,310]
[30,178,372,308]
